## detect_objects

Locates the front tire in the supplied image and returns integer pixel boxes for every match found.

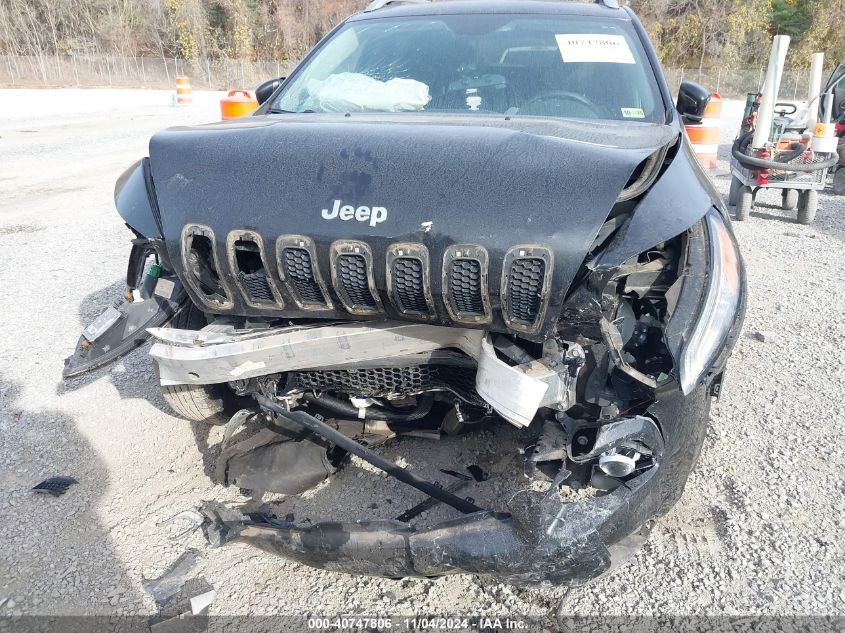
[156,303,248,425]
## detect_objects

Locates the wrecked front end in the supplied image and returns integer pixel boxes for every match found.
[65,114,745,584]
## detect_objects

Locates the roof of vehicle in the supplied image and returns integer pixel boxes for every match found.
[349,0,632,21]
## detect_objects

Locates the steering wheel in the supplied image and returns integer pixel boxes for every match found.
[519,91,605,118]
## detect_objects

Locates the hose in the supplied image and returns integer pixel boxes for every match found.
[301,392,434,423]
[775,143,808,164]
[731,132,838,172]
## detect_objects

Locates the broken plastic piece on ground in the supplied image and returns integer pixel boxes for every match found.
[216,423,340,496]
[160,510,206,540]
[141,549,200,607]
[189,589,215,615]
[32,476,78,497]
[191,415,668,583]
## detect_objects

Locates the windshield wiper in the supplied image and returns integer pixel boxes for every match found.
[268,108,316,114]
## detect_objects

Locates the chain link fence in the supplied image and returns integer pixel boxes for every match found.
[0,54,295,90]
[0,54,818,101]
[664,67,813,101]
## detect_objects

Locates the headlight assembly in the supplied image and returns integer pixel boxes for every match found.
[679,209,743,394]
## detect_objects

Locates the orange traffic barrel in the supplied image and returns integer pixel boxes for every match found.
[175,75,192,106]
[220,89,259,120]
[685,92,722,170]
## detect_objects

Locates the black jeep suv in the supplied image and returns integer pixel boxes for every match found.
[66,0,745,585]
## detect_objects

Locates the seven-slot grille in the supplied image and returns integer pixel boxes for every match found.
[392,257,429,314]
[282,247,325,305]
[448,259,484,315]
[203,231,553,331]
[507,257,546,325]
[337,253,377,309]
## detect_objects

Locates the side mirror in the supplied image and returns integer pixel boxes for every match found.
[256,77,285,106]
[676,80,711,125]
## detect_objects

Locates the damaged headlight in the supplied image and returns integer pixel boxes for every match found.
[679,210,742,394]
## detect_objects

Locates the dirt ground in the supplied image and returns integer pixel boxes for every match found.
[0,89,843,627]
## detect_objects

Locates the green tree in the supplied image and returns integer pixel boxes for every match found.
[771,0,815,38]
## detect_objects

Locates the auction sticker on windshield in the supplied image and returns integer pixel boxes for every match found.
[555,34,636,64]
[621,107,646,118]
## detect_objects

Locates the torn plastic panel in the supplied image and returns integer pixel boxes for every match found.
[218,427,343,496]
[194,412,668,584]
[187,378,712,584]
[63,242,186,378]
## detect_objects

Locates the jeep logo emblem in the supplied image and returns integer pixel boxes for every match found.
[322,200,388,227]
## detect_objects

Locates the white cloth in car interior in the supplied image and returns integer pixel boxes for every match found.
[306,72,431,113]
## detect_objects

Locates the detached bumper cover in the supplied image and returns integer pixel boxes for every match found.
[197,414,674,585]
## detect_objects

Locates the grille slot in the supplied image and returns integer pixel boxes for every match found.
[230,235,278,307]
[295,365,481,404]
[442,245,490,323]
[508,257,546,325]
[448,259,484,315]
[337,254,377,309]
[282,247,326,305]
[392,257,428,314]
[180,225,233,310]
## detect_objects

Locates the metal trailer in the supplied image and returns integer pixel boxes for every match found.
[728,150,834,225]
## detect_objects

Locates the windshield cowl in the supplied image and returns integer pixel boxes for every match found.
[250,110,677,153]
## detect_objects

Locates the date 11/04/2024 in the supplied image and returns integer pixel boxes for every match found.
[307,616,531,630]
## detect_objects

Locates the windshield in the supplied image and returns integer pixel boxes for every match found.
[273,13,664,123]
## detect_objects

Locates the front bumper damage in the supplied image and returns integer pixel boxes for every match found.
[194,414,671,585]
[152,312,717,584]
[149,322,582,428]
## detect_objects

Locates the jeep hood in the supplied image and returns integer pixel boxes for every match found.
[148,114,683,334]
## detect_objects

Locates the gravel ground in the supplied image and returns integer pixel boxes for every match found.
[0,90,843,626]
